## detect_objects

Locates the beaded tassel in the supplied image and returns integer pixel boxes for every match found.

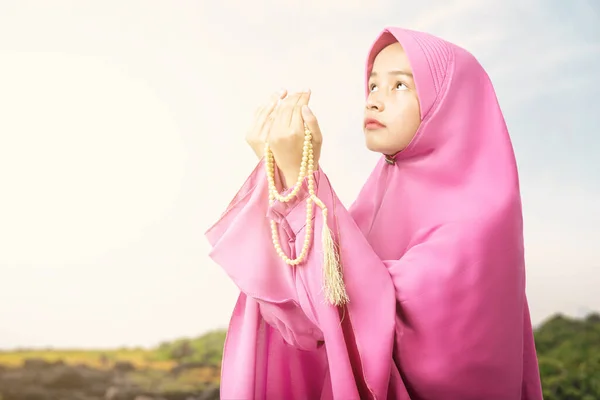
[264,127,349,306]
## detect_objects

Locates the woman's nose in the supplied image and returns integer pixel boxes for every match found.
[366,98,384,111]
[366,93,384,111]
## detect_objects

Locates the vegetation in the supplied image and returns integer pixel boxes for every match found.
[153,330,226,367]
[0,314,598,398]
[535,312,600,399]
[0,329,227,372]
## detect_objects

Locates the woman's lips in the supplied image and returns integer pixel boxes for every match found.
[364,118,385,130]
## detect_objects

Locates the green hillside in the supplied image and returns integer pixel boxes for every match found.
[0,313,598,399]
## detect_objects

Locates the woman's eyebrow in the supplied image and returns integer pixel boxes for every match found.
[369,70,413,78]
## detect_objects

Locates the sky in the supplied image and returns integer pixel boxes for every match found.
[0,0,598,349]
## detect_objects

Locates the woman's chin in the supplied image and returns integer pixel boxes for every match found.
[364,135,393,155]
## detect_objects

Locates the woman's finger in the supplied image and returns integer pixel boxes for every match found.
[260,112,276,142]
[290,91,311,133]
[255,90,286,135]
[302,105,322,144]
[276,92,303,131]
[298,90,311,107]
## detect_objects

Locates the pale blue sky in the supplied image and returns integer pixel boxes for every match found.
[0,0,598,349]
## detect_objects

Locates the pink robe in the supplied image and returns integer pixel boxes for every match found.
[206,27,543,399]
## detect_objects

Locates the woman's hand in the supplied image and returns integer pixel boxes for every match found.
[246,89,288,159]
[268,90,323,188]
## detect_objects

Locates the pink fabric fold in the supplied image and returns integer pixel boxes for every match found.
[205,26,543,400]
[206,162,399,400]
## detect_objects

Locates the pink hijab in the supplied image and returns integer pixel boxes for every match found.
[206,26,543,399]
[350,26,543,399]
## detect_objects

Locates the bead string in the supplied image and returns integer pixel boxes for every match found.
[264,127,314,265]
[264,126,349,306]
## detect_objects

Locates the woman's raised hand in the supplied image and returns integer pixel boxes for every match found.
[246,89,288,159]
[268,90,322,187]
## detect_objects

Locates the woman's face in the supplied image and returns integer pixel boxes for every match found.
[364,42,421,156]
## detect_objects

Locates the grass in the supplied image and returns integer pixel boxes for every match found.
[128,367,220,391]
[0,348,176,370]
[0,345,222,391]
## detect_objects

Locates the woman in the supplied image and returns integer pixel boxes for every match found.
[206,26,543,399]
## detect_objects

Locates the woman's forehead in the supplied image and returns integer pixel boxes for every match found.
[372,43,412,72]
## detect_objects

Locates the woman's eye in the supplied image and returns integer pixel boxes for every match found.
[369,83,378,92]
[396,82,408,90]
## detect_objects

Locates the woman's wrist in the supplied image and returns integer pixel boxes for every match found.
[282,170,299,189]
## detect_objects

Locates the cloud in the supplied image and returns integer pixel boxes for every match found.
[0,0,598,348]
[489,42,600,79]
[409,0,483,32]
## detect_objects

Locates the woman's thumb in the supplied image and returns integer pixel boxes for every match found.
[302,105,321,142]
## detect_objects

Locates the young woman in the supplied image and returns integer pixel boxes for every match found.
[206,26,543,400]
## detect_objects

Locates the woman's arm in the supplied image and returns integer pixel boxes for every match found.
[205,161,399,400]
